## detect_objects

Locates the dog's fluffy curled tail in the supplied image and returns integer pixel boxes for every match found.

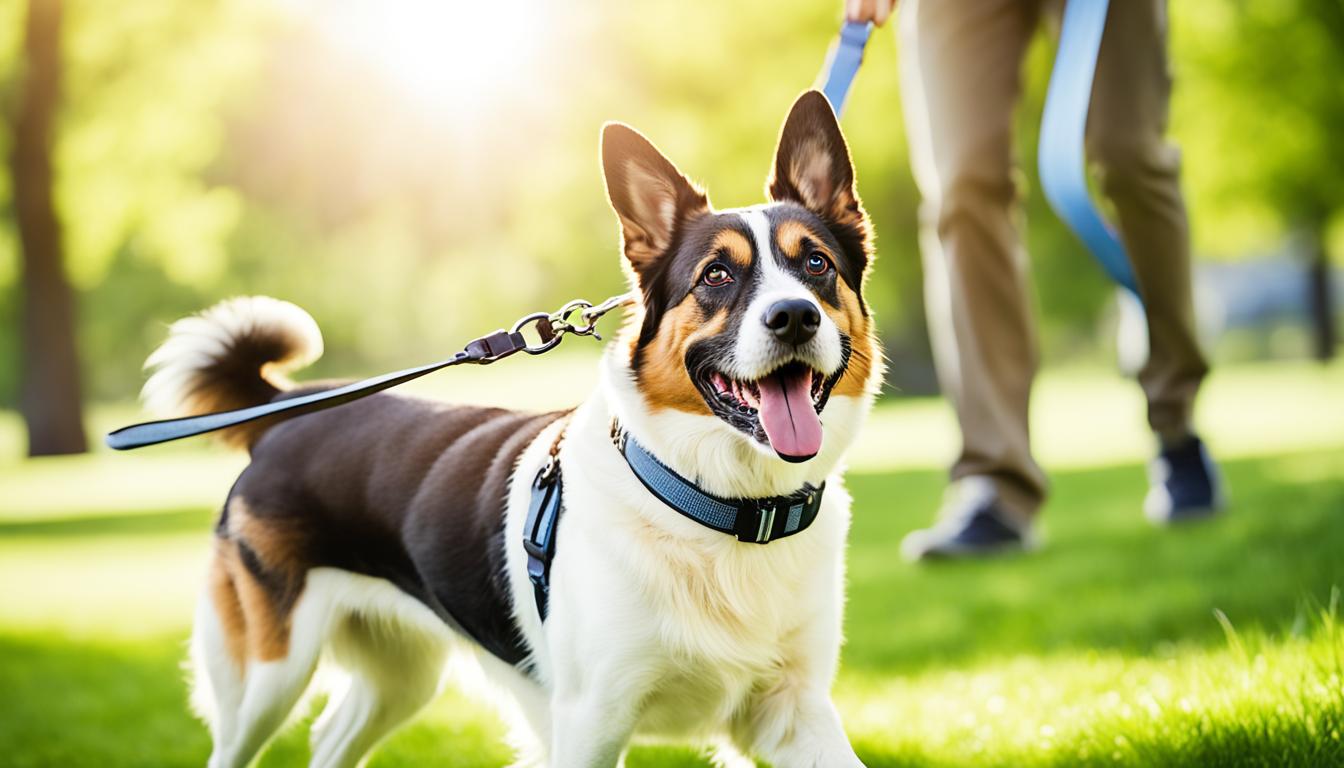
[142,296,323,449]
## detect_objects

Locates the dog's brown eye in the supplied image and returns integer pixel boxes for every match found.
[805,252,832,276]
[702,263,733,287]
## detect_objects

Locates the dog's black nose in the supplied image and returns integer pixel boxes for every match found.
[764,299,821,346]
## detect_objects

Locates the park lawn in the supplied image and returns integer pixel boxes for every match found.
[1,361,1342,766]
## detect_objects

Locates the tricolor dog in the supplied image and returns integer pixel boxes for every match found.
[149,91,881,768]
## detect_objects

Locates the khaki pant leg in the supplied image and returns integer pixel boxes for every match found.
[899,0,1048,523]
[1086,0,1209,439]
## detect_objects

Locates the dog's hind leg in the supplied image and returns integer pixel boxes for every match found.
[308,580,447,768]
[209,550,330,768]
[191,548,248,767]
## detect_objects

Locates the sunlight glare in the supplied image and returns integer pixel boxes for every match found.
[288,0,549,115]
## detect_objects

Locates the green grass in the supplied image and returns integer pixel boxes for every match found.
[2,360,1343,766]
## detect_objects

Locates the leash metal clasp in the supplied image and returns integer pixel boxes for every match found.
[509,292,637,354]
[581,292,637,331]
[548,299,597,339]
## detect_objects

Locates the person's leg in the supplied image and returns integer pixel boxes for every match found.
[1086,0,1221,520]
[899,0,1047,552]
[1086,0,1208,442]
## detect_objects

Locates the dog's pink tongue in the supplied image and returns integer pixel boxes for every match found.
[758,368,823,460]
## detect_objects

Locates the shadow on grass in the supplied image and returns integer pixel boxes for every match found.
[842,451,1344,674]
[0,508,216,539]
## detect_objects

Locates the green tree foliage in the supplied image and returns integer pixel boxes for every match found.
[1170,0,1344,358]
[0,0,261,406]
[1172,0,1344,257]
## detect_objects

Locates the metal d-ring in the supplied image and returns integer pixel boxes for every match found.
[511,312,564,354]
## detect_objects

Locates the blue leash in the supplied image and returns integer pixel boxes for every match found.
[817,5,1140,299]
[1038,0,1141,299]
[819,21,871,117]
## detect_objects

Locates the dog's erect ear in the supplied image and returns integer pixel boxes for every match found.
[767,91,867,237]
[602,123,710,278]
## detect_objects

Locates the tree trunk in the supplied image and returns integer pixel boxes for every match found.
[1307,225,1337,362]
[12,0,86,456]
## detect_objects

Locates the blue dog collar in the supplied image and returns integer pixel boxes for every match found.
[522,426,825,623]
[616,428,825,545]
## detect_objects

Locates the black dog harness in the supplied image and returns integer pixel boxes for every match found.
[523,423,825,620]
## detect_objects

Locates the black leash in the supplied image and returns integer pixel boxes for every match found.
[106,294,634,451]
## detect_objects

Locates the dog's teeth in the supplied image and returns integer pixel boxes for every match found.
[742,384,760,409]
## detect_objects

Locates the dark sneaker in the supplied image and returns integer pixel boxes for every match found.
[1145,435,1224,524]
[901,478,1037,562]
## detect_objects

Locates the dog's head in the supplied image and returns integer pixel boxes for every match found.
[602,91,880,467]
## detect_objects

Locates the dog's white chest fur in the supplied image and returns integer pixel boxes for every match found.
[583,501,843,737]
[645,533,852,738]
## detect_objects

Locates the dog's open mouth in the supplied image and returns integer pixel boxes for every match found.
[696,361,835,463]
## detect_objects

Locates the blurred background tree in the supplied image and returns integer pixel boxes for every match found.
[11,0,84,455]
[1173,0,1344,361]
[0,0,1339,453]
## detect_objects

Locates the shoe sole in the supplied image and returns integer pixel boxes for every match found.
[905,532,1041,563]
[1146,502,1224,526]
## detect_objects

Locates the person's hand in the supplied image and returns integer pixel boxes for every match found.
[845,0,896,26]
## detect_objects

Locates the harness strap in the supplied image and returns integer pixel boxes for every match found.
[523,420,568,621]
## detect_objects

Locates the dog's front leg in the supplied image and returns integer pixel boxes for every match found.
[545,645,651,768]
[546,684,642,768]
[734,679,863,768]
[732,548,864,768]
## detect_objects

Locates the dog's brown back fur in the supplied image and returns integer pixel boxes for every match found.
[213,387,565,668]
